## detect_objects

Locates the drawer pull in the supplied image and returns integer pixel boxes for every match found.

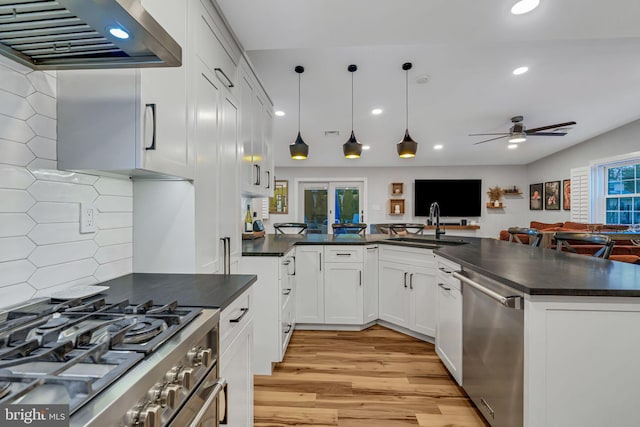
[229,307,249,323]
[284,324,292,334]
[438,283,451,291]
[283,288,292,296]
[336,253,352,256]
[409,273,414,290]
[283,260,291,266]
[438,267,453,274]
[366,246,378,250]
[403,272,408,288]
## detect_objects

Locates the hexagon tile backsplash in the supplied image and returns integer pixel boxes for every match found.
[0,56,132,308]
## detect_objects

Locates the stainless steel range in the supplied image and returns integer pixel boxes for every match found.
[0,296,224,427]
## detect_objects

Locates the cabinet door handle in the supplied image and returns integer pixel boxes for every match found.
[292,256,296,276]
[403,272,408,288]
[438,283,451,291]
[409,273,414,290]
[359,270,362,287]
[438,267,453,274]
[319,253,322,271]
[253,164,260,186]
[229,307,249,323]
[266,170,271,189]
[144,103,156,150]
[283,260,291,266]
[214,67,234,88]
[283,288,292,295]
[284,323,292,334]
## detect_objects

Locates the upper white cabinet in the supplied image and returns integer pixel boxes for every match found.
[58,1,192,180]
[238,60,274,197]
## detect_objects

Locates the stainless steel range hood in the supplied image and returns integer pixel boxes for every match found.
[0,0,181,70]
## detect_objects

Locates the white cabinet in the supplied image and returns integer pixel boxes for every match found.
[363,245,379,323]
[238,60,274,197]
[324,263,363,324]
[435,256,462,385]
[57,1,192,180]
[220,288,254,427]
[379,246,437,336]
[239,248,296,375]
[295,246,324,323]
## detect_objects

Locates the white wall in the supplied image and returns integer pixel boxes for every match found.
[0,57,132,308]
[526,118,640,225]
[270,165,530,238]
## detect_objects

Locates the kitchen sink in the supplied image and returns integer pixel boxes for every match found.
[384,237,469,246]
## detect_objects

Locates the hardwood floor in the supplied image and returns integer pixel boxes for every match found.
[254,325,489,427]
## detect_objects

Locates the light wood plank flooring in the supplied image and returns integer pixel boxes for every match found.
[254,325,489,427]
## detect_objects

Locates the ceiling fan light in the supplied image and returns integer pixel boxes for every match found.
[397,129,418,158]
[290,132,309,160]
[343,130,363,159]
[508,133,527,143]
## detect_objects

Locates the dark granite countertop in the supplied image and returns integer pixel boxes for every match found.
[243,233,640,297]
[434,238,640,297]
[97,273,256,309]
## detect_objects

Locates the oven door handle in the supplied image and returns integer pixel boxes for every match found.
[453,271,522,309]
[188,378,227,427]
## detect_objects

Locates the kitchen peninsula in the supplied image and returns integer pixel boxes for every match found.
[242,234,640,427]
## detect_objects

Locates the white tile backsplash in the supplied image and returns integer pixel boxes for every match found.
[0,64,133,308]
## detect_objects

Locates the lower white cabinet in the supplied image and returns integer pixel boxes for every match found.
[435,256,462,385]
[379,246,437,336]
[220,288,254,426]
[324,263,363,324]
[363,245,379,323]
[295,246,324,323]
[239,248,295,375]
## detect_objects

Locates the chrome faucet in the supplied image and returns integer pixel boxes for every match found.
[429,202,445,240]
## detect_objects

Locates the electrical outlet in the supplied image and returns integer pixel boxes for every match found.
[80,203,97,234]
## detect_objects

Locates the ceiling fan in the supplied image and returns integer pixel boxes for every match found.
[470,115,576,145]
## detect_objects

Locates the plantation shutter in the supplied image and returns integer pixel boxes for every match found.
[570,166,590,223]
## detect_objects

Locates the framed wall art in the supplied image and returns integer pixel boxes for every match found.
[530,183,543,210]
[269,179,288,214]
[563,179,571,210]
[544,181,561,210]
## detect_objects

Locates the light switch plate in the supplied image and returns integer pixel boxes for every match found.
[80,203,97,233]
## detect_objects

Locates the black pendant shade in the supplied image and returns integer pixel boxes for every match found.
[397,129,418,158]
[343,130,363,159]
[343,64,363,159]
[290,131,309,160]
[290,65,309,160]
[397,62,418,158]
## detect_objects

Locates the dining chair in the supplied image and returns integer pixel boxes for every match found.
[273,223,308,234]
[507,227,543,247]
[553,232,614,259]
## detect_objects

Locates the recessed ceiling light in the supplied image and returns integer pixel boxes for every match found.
[362,145,371,150]
[433,144,443,150]
[371,108,383,115]
[512,66,529,75]
[275,110,285,116]
[508,144,519,149]
[511,0,540,15]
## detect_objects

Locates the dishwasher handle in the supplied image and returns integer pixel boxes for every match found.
[453,271,522,309]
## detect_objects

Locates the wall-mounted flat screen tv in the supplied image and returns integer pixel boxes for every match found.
[414,179,482,217]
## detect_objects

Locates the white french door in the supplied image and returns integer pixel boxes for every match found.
[298,181,365,234]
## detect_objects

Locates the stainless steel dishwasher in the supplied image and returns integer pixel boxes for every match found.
[453,270,524,427]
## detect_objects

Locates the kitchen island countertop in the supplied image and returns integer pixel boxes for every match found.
[97,273,256,309]
[243,233,640,297]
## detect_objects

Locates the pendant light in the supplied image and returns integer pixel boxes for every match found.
[289,65,309,160]
[397,62,418,158]
[343,64,363,159]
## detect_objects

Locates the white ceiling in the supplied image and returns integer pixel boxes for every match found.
[216,0,640,167]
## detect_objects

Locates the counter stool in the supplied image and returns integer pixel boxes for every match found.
[332,223,367,235]
[507,227,543,247]
[553,232,614,259]
[273,222,308,234]
[390,223,425,235]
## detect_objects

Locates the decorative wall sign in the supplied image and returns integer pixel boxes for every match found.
[269,180,288,214]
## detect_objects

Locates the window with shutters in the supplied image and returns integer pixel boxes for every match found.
[604,163,640,225]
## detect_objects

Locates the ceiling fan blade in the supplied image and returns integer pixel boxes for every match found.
[468,133,510,136]
[527,132,568,137]
[526,121,576,133]
[473,135,509,145]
